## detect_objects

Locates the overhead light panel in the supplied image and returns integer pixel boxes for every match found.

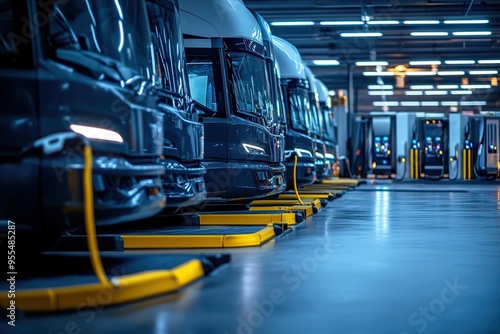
[405,91,423,95]
[452,31,491,36]
[312,60,340,66]
[469,70,498,75]
[368,91,394,96]
[441,101,459,106]
[478,60,500,64]
[451,90,472,95]
[363,71,394,76]
[406,71,437,76]
[368,85,393,90]
[461,84,491,89]
[438,71,465,76]
[340,32,383,37]
[373,101,399,107]
[410,85,434,89]
[425,90,448,95]
[401,101,421,106]
[421,101,440,106]
[410,32,448,36]
[437,85,459,89]
[409,60,441,65]
[368,20,400,25]
[460,101,487,106]
[404,20,440,25]
[320,21,363,26]
[444,20,489,24]
[444,60,475,65]
[271,21,315,26]
[356,61,389,66]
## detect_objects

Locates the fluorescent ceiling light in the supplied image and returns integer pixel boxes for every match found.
[368,85,393,90]
[460,101,487,106]
[444,60,475,65]
[437,85,459,89]
[409,60,441,65]
[405,91,423,95]
[404,20,440,25]
[421,101,440,106]
[363,71,394,76]
[452,31,491,36]
[410,32,448,36]
[478,60,500,64]
[425,90,448,95]
[341,32,383,37]
[406,71,437,76]
[367,20,399,25]
[469,70,498,75]
[373,101,399,107]
[368,91,394,96]
[441,101,459,106]
[451,90,472,95]
[70,124,124,143]
[312,60,340,66]
[444,20,489,24]
[461,84,491,89]
[356,61,389,66]
[320,21,363,25]
[410,85,434,89]
[438,71,465,76]
[271,21,315,26]
[401,101,421,106]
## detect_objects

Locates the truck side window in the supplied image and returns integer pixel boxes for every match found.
[0,1,14,61]
[187,61,217,112]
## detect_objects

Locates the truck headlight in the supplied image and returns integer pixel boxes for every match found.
[70,124,123,143]
[242,143,266,155]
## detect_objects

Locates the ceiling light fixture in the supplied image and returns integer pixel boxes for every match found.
[469,70,498,75]
[441,101,459,106]
[452,31,492,36]
[410,32,448,36]
[461,84,491,89]
[405,91,423,95]
[341,32,383,37]
[319,21,363,25]
[367,20,400,25]
[356,61,389,66]
[425,90,448,95]
[404,20,440,25]
[477,60,500,64]
[270,21,315,26]
[421,101,440,106]
[438,71,465,76]
[444,20,489,24]
[410,85,434,90]
[444,60,475,65]
[368,85,393,90]
[460,101,487,106]
[368,91,394,96]
[409,60,441,65]
[312,60,340,66]
[401,101,421,106]
[406,71,437,76]
[437,85,459,89]
[451,90,473,95]
[373,101,399,107]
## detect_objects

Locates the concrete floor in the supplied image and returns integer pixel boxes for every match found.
[5,182,500,334]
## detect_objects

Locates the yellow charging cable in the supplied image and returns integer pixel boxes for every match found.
[83,145,113,288]
[293,155,304,205]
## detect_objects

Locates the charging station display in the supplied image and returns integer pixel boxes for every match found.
[421,119,448,178]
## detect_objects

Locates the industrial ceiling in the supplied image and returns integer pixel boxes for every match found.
[244,0,500,113]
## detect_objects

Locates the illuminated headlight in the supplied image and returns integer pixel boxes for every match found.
[70,124,124,143]
[325,153,335,160]
[242,143,266,155]
[295,148,313,158]
[315,152,324,159]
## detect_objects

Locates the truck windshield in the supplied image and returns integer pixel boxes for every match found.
[146,1,189,107]
[48,0,153,82]
[309,94,321,135]
[288,87,311,133]
[321,102,336,142]
[230,52,273,124]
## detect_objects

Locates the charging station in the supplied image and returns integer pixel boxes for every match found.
[468,115,500,179]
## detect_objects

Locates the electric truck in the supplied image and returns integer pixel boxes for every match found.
[0,0,166,249]
[179,0,286,201]
[272,36,316,187]
[145,0,206,212]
